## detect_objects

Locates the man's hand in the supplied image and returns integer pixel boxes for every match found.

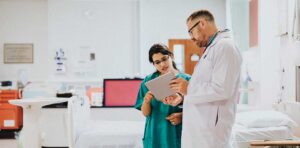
[166,112,182,125]
[162,94,183,106]
[169,78,188,95]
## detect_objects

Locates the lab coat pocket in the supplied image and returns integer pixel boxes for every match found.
[209,105,219,128]
[215,106,219,126]
[199,59,213,82]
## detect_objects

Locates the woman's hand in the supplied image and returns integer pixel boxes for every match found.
[166,112,182,126]
[141,91,154,117]
[143,91,154,104]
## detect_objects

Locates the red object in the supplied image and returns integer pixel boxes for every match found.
[249,0,259,47]
[103,79,142,107]
[0,90,23,130]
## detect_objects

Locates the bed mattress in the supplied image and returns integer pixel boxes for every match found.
[75,120,145,148]
[232,124,294,142]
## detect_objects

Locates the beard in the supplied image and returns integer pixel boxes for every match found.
[195,34,208,48]
[196,40,208,48]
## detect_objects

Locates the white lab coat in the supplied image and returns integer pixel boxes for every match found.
[182,30,242,148]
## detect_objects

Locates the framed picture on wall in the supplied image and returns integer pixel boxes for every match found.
[3,43,34,64]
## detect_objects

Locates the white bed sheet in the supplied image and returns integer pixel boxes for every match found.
[232,124,294,142]
[75,120,145,148]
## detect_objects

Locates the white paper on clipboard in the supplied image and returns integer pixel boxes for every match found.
[145,72,176,100]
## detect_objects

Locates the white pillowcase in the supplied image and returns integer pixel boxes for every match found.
[235,110,298,128]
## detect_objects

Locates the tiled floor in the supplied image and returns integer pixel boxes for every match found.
[0,139,17,148]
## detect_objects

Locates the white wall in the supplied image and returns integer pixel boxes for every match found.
[0,0,140,82]
[228,0,249,52]
[258,0,282,106]
[139,0,227,75]
[0,0,226,81]
[283,0,300,101]
[241,0,300,108]
[2,0,299,107]
[260,0,300,105]
[47,0,140,81]
[0,0,48,81]
[0,0,227,125]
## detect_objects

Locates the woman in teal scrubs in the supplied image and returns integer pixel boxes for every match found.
[135,44,190,148]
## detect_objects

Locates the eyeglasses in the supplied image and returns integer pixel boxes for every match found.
[188,21,200,36]
[153,56,169,65]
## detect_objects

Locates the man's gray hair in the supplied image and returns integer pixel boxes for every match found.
[187,10,215,22]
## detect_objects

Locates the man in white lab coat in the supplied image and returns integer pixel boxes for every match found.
[164,10,242,147]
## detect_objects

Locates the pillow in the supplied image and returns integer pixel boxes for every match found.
[235,110,298,128]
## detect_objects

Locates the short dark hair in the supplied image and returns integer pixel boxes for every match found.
[187,10,215,23]
[148,44,178,70]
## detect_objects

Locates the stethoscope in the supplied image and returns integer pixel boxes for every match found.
[202,29,229,59]
[202,31,219,59]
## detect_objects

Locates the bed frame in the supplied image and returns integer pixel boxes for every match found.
[234,101,300,148]
[248,101,300,148]
[274,101,300,137]
[250,140,300,147]
[66,96,144,148]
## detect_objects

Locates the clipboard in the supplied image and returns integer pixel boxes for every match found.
[145,72,176,101]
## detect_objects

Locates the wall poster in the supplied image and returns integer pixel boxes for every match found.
[4,43,34,64]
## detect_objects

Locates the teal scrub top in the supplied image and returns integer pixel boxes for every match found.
[135,72,191,148]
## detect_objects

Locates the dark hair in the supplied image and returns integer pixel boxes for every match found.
[187,10,215,23]
[148,44,178,70]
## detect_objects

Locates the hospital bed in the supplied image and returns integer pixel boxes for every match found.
[232,102,300,148]
[67,96,144,148]
[232,123,295,147]
[66,98,299,148]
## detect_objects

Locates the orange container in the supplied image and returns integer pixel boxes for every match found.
[0,90,23,130]
[0,90,19,101]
